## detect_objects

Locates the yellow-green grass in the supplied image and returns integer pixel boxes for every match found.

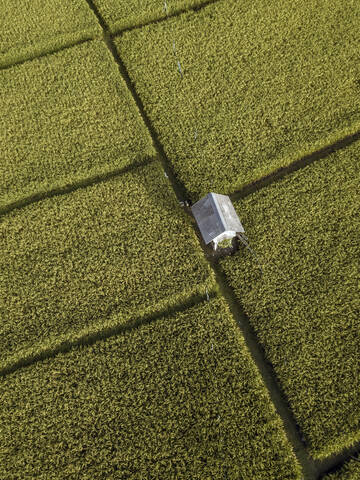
[0,298,301,479]
[0,39,155,211]
[220,143,360,459]
[0,160,215,371]
[323,455,360,480]
[0,0,101,68]
[116,0,360,200]
[93,0,214,34]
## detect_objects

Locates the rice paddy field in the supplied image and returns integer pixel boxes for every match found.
[116,0,360,199]
[92,0,213,33]
[0,39,155,210]
[219,144,360,459]
[0,0,101,68]
[1,0,359,479]
[324,455,360,480]
[0,298,301,479]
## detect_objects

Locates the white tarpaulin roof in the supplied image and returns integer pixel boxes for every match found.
[191,193,244,245]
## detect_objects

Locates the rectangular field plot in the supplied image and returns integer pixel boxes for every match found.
[116,0,360,200]
[0,39,155,210]
[0,0,101,67]
[0,161,215,371]
[220,142,360,458]
[93,0,213,34]
[0,298,301,479]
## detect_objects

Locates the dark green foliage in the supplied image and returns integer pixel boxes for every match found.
[116,0,360,199]
[0,298,301,479]
[93,0,212,34]
[0,0,101,68]
[324,455,360,480]
[0,39,155,210]
[220,143,360,458]
[0,161,215,371]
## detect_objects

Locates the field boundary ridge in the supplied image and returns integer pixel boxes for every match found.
[0,30,100,71]
[0,156,155,218]
[111,0,222,37]
[230,129,360,202]
[0,292,214,379]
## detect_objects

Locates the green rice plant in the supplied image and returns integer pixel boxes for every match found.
[323,456,360,480]
[0,297,301,479]
[0,161,215,371]
[93,0,213,34]
[217,237,233,249]
[116,0,360,200]
[0,39,155,210]
[0,0,101,68]
[219,142,360,459]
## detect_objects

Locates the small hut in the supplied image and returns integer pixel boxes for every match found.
[191,193,245,250]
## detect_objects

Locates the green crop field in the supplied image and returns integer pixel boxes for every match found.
[0,160,215,371]
[220,142,360,459]
[0,298,301,479]
[0,39,155,211]
[323,456,360,479]
[1,0,359,477]
[116,0,360,199]
[93,0,213,34]
[0,0,101,68]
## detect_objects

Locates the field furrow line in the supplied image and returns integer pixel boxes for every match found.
[0,292,212,379]
[0,35,98,71]
[230,129,360,203]
[100,30,190,204]
[0,157,155,218]
[114,0,222,36]
[318,444,360,479]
